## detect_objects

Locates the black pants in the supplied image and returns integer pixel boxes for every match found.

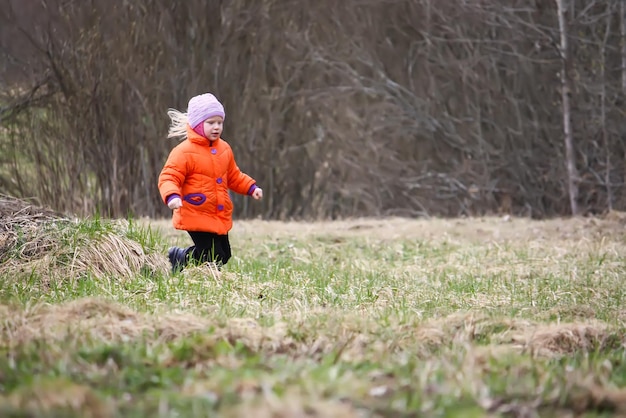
[186,231,232,266]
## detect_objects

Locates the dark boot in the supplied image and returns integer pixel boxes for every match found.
[168,246,187,273]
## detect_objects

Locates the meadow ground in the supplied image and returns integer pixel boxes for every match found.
[1,199,626,417]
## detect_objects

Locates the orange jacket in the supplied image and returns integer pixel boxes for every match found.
[158,126,256,235]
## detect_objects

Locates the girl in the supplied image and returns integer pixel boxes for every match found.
[158,93,263,274]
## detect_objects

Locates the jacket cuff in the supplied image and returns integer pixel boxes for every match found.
[166,194,181,204]
[247,184,257,195]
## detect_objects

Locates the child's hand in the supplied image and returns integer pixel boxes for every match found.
[251,187,263,200]
[167,197,183,209]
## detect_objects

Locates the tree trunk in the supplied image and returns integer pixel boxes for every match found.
[601,7,613,212]
[555,0,579,215]
[621,0,626,92]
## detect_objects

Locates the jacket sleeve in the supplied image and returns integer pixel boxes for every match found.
[227,149,256,196]
[158,147,187,204]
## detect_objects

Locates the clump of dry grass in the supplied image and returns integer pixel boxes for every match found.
[68,232,168,279]
[0,298,207,346]
[0,194,64,262]
[1,379,112,418]
[565,383,626,415]
[513,322,618,356]
[0,298,289,349]
[0,195,168,283]
[402,313,624,359]
[221,390,363,418]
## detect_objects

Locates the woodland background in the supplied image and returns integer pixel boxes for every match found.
[1,0,625,220]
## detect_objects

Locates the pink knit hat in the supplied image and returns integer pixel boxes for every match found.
[187,93,225,129]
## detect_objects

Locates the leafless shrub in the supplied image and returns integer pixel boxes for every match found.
[2,0,626,219]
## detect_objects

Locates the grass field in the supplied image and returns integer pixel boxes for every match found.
[1,207,626,417]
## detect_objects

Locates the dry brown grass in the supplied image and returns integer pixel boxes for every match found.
[1,297,621,365]
[4,379,112,418]
[221,392,363,418]
[0,298,210,346]
[0,196,169,283]
[210,212,626,244]
[0,194,63,261]
[68,232,168,279]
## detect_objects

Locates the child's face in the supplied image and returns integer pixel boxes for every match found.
[203,116,223,140]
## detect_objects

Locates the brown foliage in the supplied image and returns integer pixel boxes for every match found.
[1,0,626,219]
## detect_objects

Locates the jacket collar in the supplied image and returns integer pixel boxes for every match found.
[186,125,220,146]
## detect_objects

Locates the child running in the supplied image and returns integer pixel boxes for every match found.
[158,93,263,274]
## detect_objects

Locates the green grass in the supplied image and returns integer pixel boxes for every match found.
[0,215,625,417]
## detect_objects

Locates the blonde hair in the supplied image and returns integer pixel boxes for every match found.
[167,108,189,140]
